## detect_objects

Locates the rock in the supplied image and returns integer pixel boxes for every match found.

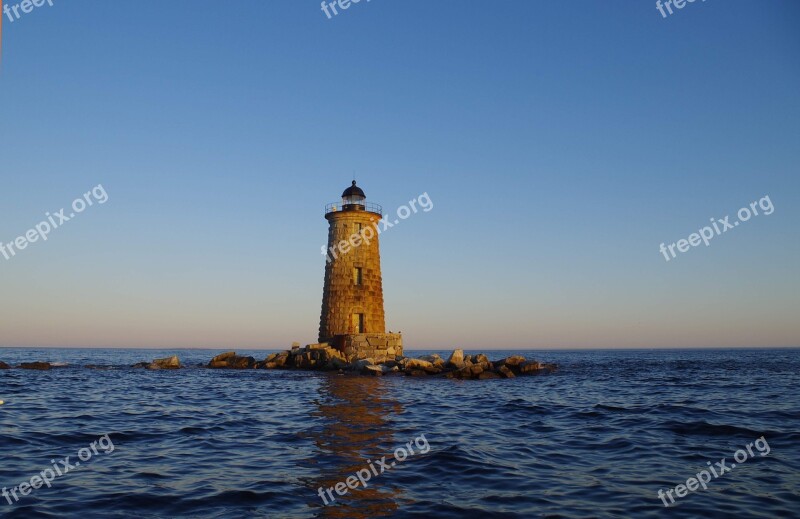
[498,365,516,378]
[208,352,255,369]
[20,362,52,370]
[131,362,149,368]
[539,362,558,373]
[504,355,527,367]
[361,365,383,376]
[354,358,376,370]
[519,361,541,374]
[211,352,236,363]
[292,352,317,369]
[317,347,347,369]
[327,357,349,370]
[447,349,465,369]
[405,358,441,374]
[195,345,556,380]
[419,354,441,363]
[453,367,474,379]
[432,358,446,369]
[0,361,10,369]
[405,358,434,371]
[147,356,181,370]
[273,352,289,367]
[231,356,256,369]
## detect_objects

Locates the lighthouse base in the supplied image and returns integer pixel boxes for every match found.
[329,333,403,363]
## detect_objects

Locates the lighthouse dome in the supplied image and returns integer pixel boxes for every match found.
[342,180,365,199]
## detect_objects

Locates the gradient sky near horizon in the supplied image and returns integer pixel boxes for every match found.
[1,0,798,350]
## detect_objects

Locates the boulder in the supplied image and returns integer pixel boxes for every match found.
[231,356,256,369]
[475,354,490,365]
[0,361,10,369]
[447,349,465,369]
[469,364,484,376]
[354,358,376,370]
[406,358,442,374]
[211,352,236,363]
[292,352,317,369]
[405,358,434,371]
[452,367,474,379]
[361,365,383,376]
[20,362,52,370]
[537,362,558,374]
[317,347,347,369]
[273,352,289,368]
[406,369,428,377]
[147,356,181,370]
[519,361,541,374]
[419,354,442,363]
[498,365,516,378]
[209,352,255,369]
[326,357,349,370]
[504,355,527,367]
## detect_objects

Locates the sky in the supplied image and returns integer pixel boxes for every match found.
[0,0,798,350]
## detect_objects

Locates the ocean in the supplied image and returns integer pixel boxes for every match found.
[0,348,798,518]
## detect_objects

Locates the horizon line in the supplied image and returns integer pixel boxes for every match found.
[1,345,798,351]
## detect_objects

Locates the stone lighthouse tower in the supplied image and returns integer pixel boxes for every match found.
[319,181,402,362]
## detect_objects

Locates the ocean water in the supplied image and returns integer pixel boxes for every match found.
[0,348,798,518]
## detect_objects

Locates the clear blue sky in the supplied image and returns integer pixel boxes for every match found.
[1,0,798,349]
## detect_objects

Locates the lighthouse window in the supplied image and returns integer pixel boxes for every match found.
[352,313,365,333]
[354,267,363,286]
[356,223,363,233]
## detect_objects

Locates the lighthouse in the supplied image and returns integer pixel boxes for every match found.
[319,181,402,362]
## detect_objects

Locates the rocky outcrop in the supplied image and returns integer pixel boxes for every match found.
[146,356,181,370]
[286,343,350,370]
[208,352,255,369]
[205,347,556,380]
[20,362,52,370]
[0,361,10,369]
